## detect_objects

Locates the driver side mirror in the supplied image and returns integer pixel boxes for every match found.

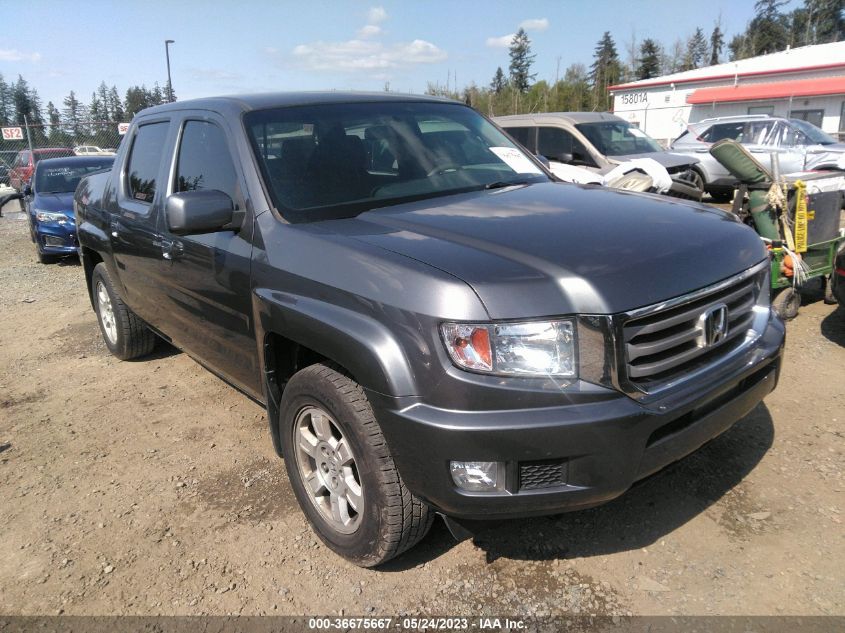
[165,190,236,235]
[23,183,32,196]
[546,152,574,164]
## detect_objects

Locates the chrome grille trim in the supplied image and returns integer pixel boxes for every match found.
[619,260,769,393]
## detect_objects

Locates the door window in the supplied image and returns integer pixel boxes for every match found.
[537,127,593,164]
[789,109,824,129]
[126,122,170,203]
[504,126,536,152]
[174,120,239,203]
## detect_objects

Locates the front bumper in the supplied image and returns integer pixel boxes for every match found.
[35,222,78,254]
[372,316,784,520]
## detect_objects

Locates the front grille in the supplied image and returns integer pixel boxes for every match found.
[519,460,567,490]
[622,268,763,390]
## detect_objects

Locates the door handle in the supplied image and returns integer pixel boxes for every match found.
[155,238,184,260]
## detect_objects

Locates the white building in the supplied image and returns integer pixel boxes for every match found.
[610,41,845,145]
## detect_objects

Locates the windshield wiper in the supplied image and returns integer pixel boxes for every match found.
[484,180,531,190]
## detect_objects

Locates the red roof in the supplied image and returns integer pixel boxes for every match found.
[686,76,845,104]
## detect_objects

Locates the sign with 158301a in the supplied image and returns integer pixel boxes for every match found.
[2,127,24,140]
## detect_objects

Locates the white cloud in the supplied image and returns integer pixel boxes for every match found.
[357,24,382,39]
[520,18,549,32]
[486,34,515,48]
[367,6,388,24]
[292,38,446,71]
[0,49,41,62]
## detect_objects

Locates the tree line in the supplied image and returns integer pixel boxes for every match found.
[0,74,176,146]
[427,0,843,115]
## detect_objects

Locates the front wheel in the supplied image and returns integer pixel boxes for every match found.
[91,263,156,360]
[280,363,433,567]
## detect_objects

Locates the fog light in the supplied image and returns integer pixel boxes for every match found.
[450,461,505,492]
[44,236,65,247]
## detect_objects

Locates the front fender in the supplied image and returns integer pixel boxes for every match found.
[253,288,417,398]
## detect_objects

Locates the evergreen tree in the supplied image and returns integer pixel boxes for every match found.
[803,0,845,43]
[508,29,536,93]
[62,91,85,140]
[709,24,724,65]
[0,74,10,126]
[12,75,38,125]
[636,39,661,79]
[728,32,751,60]
[46,101,60,130]
[108,86,125,122]
[150,83,164,106]
[490,67,506,94]
[589,32,621,111]
[682,28,709,70]
[89,91,105,123]
[124,85,150,118]
[750,0,790,55]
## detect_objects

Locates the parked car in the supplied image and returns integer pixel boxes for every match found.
[24,155,114,263]
[671,115,845,201]
[8,147,75,191]
[75,93,784,566]
[74,145,116,156]
[495,112,703,198]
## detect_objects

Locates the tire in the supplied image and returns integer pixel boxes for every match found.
[772,287,801,320]
[91,263,156,360]
[279,362,434,567]
[688,168,705,195]
[36,248,55,264]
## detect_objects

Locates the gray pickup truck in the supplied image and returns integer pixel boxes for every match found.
[75,92,785,566]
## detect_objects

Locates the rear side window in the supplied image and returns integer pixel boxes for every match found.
[175,121,239,202]
[701,123,744,143]
[126,122,169,203]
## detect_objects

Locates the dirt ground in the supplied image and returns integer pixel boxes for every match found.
[0,199,843,618]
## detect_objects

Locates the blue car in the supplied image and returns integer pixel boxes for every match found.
[26,156,114,263]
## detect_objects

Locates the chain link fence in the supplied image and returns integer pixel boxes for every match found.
[0,121,127,187]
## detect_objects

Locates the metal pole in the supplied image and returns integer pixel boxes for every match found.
[23,114,34,157]
[165,40,175,102]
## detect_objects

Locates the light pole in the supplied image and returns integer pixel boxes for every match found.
[165,39,175,102]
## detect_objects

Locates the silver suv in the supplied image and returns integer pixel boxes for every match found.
[671,115,845,201]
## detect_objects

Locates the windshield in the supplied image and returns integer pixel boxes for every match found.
[245,101,549,221]
[35,160,113,193]
[789,119,837,145]
[575,121,664,156]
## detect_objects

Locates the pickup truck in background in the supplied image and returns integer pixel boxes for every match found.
[75,93,785,567]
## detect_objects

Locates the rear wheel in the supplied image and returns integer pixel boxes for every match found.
[280,363,433,567]
[92,263,156,360]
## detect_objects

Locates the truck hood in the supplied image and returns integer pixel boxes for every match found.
[608,151,699,169]
[345,182,765,318]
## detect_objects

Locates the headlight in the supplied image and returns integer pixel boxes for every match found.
[441,319,577,377]
[35,210,69,224]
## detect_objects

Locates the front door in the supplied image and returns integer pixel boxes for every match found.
[154,114,260,396]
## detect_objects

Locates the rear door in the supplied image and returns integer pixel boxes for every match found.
[109,118,175,324]
[154,111,259,396]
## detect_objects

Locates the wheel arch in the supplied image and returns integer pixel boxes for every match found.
[255,289,417,456]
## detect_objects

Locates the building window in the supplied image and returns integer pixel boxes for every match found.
[839,102,845,136]
[748,105,774,116]
[789,109,824,129]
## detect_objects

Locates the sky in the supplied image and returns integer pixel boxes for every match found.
[0,0,799,111]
